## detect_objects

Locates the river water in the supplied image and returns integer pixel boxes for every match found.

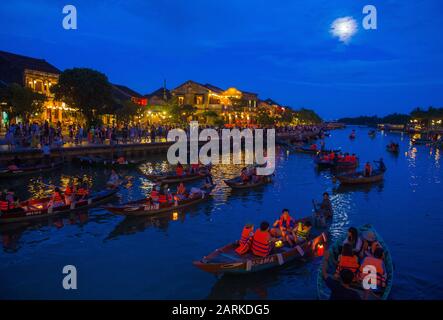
[0,126,442,299]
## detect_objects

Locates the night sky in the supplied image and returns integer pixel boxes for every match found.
[1,0,442,119]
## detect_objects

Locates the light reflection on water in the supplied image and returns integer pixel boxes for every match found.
[0,127,442,299]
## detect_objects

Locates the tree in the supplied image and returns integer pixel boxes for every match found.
[115,100,142,123]
[2,83,46,122]
[295,108,323,124]
[257,111,276,126]
[52,68,114,124]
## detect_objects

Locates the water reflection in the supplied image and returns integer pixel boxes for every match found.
[1,127,443,299]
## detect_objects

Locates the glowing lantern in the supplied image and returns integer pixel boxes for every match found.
[275,240,283,248]
[317,243,324,256]
[172,211,178,221]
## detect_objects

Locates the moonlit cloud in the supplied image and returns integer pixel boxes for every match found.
[330,16,358,44]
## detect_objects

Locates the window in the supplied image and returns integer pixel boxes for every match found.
[178,96,184,105]
[35,81,43,92]
[195,95,203,105]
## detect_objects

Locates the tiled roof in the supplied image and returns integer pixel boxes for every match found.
[0,50,60,85]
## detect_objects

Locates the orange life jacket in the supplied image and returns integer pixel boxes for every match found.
[278,215,294,230]
[359,256,386,288]
[150,190,159,199]
[336,255,360,274]
[251,229,271,257]
[77,188,89,196]
[159,194,171,203]
[235,226,254,255]
[53,192,63,203]
[330,153,335,160]
[345,155,351,162]
[350,155,356,162]
[0,200,9,211]
[65,186,74,196]
[310,144,317,150]
[364,164,372,176]
[176,167,183,176]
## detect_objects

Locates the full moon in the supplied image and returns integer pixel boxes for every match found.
[330,17,357,43]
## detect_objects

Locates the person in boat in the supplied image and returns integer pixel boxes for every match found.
[250,167,261,183]
[149,185,160,207]
[176,162,184,176]
[175,182,187,201]
[204,173,214,187]
[329,152,336,161]
[189,187,204,199]
[76,183,90,200]
[190,162,199,174]
[343,227,363,256]
[0,190,8,211]
[360,231,381,258]
[314,192,333,226]
[64,180,77,205]
[235,223,254,255]
[364,162,372,177]
[359,247,387,290]
[0,189,17,211]
[107,170,121,188]
[292,220,312,244]
[116,155,127,165]
[310,143,318,151]
[344,153,352,163]
[7,156,21,171]
[251,221,273,257]
[240,167,250,184]
[50,187,65,208]
[350,154,357,163]
[335,243,360,280]
[271,209,295,245]
[375,158,386,172]
[322,250,361,300]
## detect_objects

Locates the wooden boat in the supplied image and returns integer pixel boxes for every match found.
[412,138,432,145]
[333,159,359,170]
[224,176,272,189]
[0,161,63,178]
[314,157,334,168]
[317,224,394,300]
[0,189,118,224]
[336,170,384,185]
[142,169,208,184]
[314,157,358,170]
[75,156,140,169]
[144,172,207,184]
[295,147,340,155]
[386,144,399,153]
[102,188,213,216]
[193,217,328,274]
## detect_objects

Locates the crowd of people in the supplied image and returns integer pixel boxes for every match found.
[234,192,333,257]
[1,121,176,150]
[1,122,327,151]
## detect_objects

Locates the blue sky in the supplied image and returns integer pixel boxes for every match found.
[1,0,442,119]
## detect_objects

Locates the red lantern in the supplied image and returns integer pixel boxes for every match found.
[317,243,324,256]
